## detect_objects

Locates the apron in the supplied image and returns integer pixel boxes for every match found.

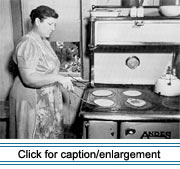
[29,35,64,139]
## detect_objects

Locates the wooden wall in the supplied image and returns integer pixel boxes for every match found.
[10,0,23,46]
[0,0,14,101]
[21,0,81,42]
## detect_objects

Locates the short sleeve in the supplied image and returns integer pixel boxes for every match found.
[15,38,40,70]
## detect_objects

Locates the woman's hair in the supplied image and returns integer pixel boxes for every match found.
[30,5,59,25]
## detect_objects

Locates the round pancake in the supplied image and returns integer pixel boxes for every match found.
[94,99,114,107]
[126,98,146,107]
[123,90,142,96]
[92,90,113,97]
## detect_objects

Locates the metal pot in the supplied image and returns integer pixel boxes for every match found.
[159,0,180,6]
[122,0,140,7]
[155,73,180,96]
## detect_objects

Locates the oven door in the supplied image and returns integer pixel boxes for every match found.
[83,120,118,139]
[120,122,180,139]
[92,52,172,85]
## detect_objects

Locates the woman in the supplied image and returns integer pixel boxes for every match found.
[9,5,74,139]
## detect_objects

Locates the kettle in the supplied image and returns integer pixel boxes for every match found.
[155,67,180,97]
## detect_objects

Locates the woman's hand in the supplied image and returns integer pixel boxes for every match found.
[58,76,74,91]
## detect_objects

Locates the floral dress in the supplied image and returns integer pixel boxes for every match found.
[9,31,64,139]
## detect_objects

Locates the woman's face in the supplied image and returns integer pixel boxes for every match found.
[35,17,57,38]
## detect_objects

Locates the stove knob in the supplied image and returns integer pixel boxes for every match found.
[125,128,136,136]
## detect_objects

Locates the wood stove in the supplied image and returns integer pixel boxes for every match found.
[79,6,180,139]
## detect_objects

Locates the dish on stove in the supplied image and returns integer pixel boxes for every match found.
[123,90,142,96]
[94,98,114,107]
[126,98,146,107]
[92,90,113,97]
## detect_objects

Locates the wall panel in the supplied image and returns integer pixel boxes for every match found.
[21,0,81,42]
[0,0,14,101]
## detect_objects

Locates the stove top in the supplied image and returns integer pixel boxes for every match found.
[80,86,180,121]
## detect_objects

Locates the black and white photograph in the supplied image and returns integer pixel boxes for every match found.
[1,0,180,167]
[1,0,179,140]
[1,0,180,140]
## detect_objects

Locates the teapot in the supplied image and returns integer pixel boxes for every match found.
[155,67,180,97]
